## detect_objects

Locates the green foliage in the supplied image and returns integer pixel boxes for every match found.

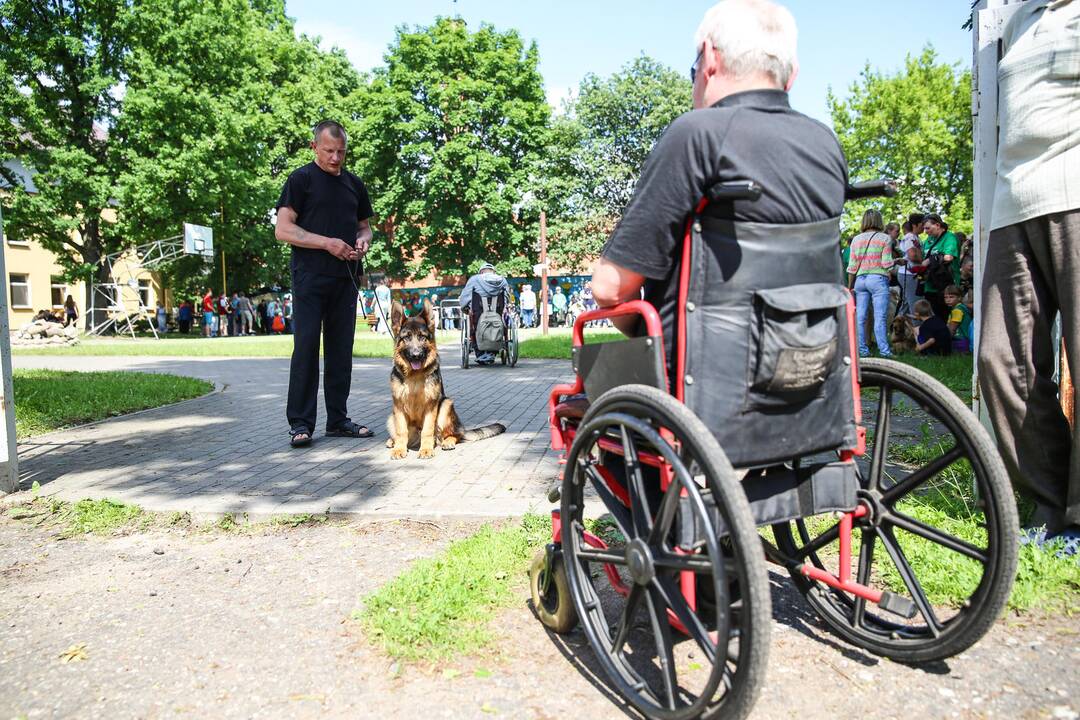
[357,18,550,279]
[357,513,549,660]
[543,56,691,270]
[67,498,144,536]
[0,0,132,314]
[518,328,625,358]
[116,0,364,295]
[12,369,211,438]
[829,47,973,234]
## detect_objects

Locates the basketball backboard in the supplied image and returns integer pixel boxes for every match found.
[183,223,214,257]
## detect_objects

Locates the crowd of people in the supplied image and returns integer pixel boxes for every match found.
[843,209,974,358]
[163,288,294,337]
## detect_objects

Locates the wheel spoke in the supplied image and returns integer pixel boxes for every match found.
[881,445,964,505]
[651,575,717,663]
[852,530,875,629]
[575,546,628,566]
[647,470,683,546]
[885,511,988,563]
[868,386,893,490]
[653,552,721,574]
[583,463,634,539]
[620,424,653,537]
[611,584,644,655]
[645,587,680,711]
[876,526,942,636]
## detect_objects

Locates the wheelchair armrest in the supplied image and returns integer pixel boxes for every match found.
[573,300,663,347]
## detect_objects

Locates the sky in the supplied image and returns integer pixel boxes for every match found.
[285,0,975,126]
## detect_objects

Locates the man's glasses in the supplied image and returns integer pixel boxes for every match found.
[690,49,703,83]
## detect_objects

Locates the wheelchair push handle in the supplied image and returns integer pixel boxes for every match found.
[705,180,763,203]
[845,179,897,200]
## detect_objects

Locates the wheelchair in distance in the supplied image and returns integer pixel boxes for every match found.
[528,180,1019,720]
[459,298,520,369]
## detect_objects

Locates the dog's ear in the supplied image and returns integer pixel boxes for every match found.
[391,301,405,335]
[421,298,435,334]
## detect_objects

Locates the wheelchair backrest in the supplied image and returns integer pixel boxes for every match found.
[683,215,857,467]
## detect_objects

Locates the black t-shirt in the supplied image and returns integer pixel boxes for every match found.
[600,89,848,367]
[276,162,374,278]
[917,316,953,355]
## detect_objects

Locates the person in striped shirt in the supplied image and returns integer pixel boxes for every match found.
[846,208,895,357]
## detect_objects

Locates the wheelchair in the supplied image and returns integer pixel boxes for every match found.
[459,295,519,369]
[529,181,1019,720]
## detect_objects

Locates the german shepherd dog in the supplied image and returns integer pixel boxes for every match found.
[387,299,505,459]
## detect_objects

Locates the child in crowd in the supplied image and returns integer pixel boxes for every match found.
[914,299,952,356]
[943,284,973,353]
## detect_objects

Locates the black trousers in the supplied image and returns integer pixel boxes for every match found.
[287,269,358,432]
[979,208,1080,533]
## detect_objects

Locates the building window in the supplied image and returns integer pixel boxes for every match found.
[9,273,30,308]
[138,279,151,307]
[51,276,67,308]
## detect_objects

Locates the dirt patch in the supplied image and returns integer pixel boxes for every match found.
[1,517,1077,719]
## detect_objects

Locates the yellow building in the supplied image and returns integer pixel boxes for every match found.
[2,159,165,331]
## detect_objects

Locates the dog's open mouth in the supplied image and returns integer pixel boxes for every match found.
[409,360,423,370]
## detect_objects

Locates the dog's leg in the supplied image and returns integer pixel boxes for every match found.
[437,399,459,451]
[385,415,396,448]
[390,407,409,459]
[418,405,438,459]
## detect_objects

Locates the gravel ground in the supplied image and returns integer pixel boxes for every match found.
[1,517,1077,720]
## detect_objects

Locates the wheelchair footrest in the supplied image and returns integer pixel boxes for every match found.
[879,590,918,619]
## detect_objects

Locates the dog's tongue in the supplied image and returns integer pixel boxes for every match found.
[410,360,422,370]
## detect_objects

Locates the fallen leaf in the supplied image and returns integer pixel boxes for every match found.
[59,643,89,663]
[480,702,498,714]
[474,667,492,678]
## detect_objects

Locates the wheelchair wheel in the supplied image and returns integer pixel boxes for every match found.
[772,358,1019,663]
[529,547,578,634]
[508,321,519,367]
[561,384,769,720]
[459,316,470,369]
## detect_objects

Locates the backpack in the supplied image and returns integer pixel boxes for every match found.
[272,314,285,333]
[474,295,505,352]
[924,237,953,289]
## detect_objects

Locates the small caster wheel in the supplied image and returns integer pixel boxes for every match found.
[529,546,578,634]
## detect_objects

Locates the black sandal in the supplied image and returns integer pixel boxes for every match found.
[289,427,313,448]
[325,420,374,438]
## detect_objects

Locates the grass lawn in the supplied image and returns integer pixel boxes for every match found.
[356,514,549,661]
[13,369,213,439]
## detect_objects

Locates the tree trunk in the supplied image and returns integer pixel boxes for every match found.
[80,217,111,332]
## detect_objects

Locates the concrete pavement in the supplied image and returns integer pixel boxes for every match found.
[12,352,569,519]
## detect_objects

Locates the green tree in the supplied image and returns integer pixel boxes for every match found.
[356,18,550,279]
[543,55,691,270]
[829,47,973,233]
[116,0,364,295]
[0,0,131,326]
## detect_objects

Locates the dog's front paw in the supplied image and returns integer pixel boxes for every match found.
[440,437,457,451]
[390,447,408,460]
[418,447,435,459]
[385,438,395,449]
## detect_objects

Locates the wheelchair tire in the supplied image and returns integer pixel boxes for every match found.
[560,384,769,720]
[529,548,578,634]
[772,358,1019,663]
[508,321,519,367]
[459,316,470,369]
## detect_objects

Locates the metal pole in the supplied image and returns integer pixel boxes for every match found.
[0,204,20,493]
[540,210,549,336]
[221,250,227,298]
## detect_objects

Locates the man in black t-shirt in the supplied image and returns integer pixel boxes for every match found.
[275,120,375,447]
[592,0,847,376]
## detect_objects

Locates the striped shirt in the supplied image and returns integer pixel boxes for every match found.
[846,231,895,276]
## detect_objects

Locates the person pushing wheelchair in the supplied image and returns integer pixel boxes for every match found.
[591,0,848,367]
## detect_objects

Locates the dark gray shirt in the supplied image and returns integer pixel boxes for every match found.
[601,90,849,367]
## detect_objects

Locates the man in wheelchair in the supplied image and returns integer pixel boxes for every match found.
[591,1,846,358]
[458,262,510,365]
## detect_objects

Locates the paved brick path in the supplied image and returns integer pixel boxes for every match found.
[12,352,569,519]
